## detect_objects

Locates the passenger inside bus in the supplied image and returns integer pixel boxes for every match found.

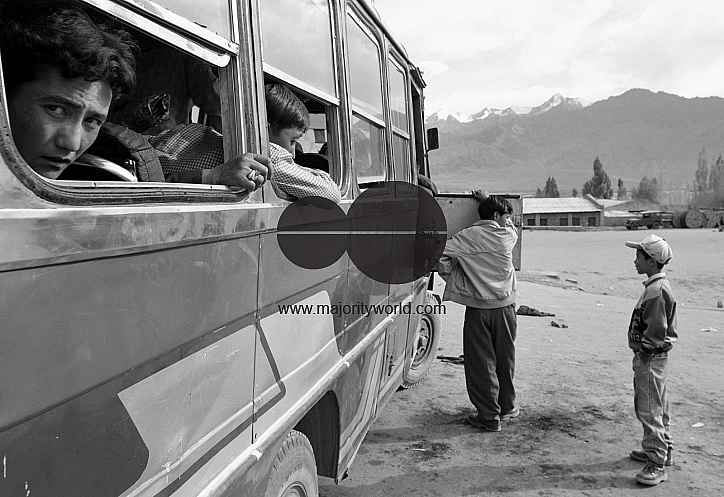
[264,83,341,203]
[114,44,223,135]
[0,5,268,190]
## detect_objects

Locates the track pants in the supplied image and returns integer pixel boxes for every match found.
[463,305,517,421]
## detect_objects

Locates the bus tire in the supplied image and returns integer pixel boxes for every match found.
[265,430,318,497]
[652,221,661,229]
[401,291,441,389]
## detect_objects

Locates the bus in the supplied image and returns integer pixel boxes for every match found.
[0,0,447,495]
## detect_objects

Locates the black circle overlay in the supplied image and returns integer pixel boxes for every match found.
[277,181,447,284]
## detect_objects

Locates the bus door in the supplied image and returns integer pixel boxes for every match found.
[376,50,425,407]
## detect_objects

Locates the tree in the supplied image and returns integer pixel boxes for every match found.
[694,147,709,192]
[617,178,627,199]
[709,154,724,193]
[544,177,560,197]
[581,156,613,199]
[535,177,560,198]
[572,188,578,197]
[632,176,659,203]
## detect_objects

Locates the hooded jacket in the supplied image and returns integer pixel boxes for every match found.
[436,219,518,309]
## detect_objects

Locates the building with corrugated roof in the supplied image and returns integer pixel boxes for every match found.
[522,195,603,227]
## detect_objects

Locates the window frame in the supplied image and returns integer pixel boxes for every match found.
[345,8,389,188]
[387,52,413,183]
[0,0,267,206]
[255,0,345,200]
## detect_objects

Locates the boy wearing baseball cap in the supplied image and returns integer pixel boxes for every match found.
[624,234,677,485]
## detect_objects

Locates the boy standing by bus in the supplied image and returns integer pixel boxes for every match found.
[436,191,519,432]
[624,234,677,486]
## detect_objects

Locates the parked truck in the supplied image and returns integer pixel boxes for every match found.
[625,210,674,230]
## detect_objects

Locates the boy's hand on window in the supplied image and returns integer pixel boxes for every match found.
[473,189,489,202]
[202,153,271,190]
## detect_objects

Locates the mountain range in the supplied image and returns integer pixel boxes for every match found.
[425,89,724,196]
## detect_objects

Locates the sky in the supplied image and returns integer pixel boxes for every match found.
[371,0,724,116]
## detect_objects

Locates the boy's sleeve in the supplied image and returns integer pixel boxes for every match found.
[639,290,675,343]
[504,218,519,245]
[269,144,341,203]
[435,230,468,277]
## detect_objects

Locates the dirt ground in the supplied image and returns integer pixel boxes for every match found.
[320,228,724,496]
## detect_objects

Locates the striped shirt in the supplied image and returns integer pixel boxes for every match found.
[148,124,341,203]
[269,143,341,203]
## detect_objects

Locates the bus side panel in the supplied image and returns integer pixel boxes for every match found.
[0,238,259,497]
[253,223,349,442]
[377,196,424,403]
[334,332,386,475]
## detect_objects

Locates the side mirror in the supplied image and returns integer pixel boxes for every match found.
[426,127,439,151]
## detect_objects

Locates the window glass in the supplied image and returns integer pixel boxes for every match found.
[352,114,386,184]
[388,59,408,134]
[145,0,232,40]
[392,133,410,182]
[346,15,383,120]
[260,0,337,98]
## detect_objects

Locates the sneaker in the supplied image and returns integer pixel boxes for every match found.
[630,448,673,466]
[636,461,668,486]
[465,414,501,432]
[500,408,520,420]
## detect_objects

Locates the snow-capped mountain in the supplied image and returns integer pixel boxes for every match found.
[528,94,589,115]
[426,94,590,124]
[424,89,724,197]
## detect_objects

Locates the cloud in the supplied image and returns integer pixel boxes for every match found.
[418,61,450,78]
[373,0,724,114]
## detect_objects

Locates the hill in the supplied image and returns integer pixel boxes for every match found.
[426,89,724,196]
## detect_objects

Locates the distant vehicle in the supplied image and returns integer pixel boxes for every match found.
[625,210,674,230]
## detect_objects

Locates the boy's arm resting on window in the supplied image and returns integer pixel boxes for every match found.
[269,143,341,203]
[164,153,270,190]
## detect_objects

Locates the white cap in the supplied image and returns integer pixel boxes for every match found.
[625,234,673,265]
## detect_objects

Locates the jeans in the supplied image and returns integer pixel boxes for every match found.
[463,305,517,421]
[633,350,672,466]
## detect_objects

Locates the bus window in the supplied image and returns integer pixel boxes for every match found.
[0,0,266,200]
[346,12,387,187]
[259,0,343,193]
[260,0,337,100]
[147,0,232,40]
[388,56,412,182]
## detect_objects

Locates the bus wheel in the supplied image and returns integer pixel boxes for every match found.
[630,223,639,230]
[265,431,318,497]
[402,291,441,389]
[652,221,661,229]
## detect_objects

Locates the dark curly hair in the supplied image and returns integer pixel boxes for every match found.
[0,6,137,98]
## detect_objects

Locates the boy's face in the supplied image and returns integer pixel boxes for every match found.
[634,249,655,275]
[493,211,510,227]
[7,65,112,179]
[269,126,305,154]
